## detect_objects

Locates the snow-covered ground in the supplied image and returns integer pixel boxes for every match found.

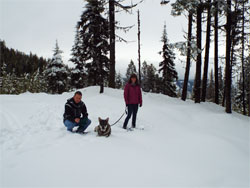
[0,86,249,188]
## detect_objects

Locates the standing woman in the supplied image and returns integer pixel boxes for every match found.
[123,74,142,129]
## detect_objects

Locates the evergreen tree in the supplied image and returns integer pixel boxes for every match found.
[159,24,178,97]
[73,0,109,93]
[29,69,47,93]
[70,30,86,89]
[246,56,250,116]
[234,73,245,114]
[194,2,203,103]
[201,0,212,102]
[213,0,219,104]
[115,72,123,89]
[108,0,142,88]
[126,60,137,82]
[206,70,215,101]
[147,64,157,93]
[218,66,224,104]
[45,41,68,94]
[154,74,162,94]
[225,0,232,113]
[170,0,197,101]
[141,61,148,91]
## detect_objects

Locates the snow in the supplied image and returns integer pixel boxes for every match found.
[0,86,249,187]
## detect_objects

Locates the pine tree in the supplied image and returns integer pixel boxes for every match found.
[218,66,224,104]
[28,69,47,93]
[159,24,178,97]
[234,73,245,114]
[126,60,137,82]
[115,72,123,89]
[194,2,203,103]
[141,61,148,92]
[147,64,157,93]
[225,0,232,113]
[201,0,212,102]
[137,10,142,84]
[213,0,219,104]
[70,30,86,89]
[108,0,142,88]
[246,56,250,116]
[206,70,215,101]
[154,74,162,94]
[72,0,109,93]
[170,0,197,101]
[45,41,68,94]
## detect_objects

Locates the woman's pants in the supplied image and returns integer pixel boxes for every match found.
[123,104,138,129]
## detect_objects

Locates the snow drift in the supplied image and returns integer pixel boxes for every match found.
[0,86,249,187]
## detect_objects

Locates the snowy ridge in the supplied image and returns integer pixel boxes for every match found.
[0,86,249,187]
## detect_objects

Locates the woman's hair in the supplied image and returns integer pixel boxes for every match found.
[128,73,139,85]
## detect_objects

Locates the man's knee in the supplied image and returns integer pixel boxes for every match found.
[64,120,76,130]
[86,119,91,126]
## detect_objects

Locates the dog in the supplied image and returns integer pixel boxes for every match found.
[94,117,111,137]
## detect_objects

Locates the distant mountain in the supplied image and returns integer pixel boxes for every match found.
[176,79,194,93]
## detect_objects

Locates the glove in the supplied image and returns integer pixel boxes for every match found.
[139,104,142,107]
[125,105,128,114]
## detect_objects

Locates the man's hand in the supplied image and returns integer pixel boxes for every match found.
[139,104,142,107]
[75,118,80,123]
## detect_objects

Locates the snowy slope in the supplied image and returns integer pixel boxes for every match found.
[0,86,249,188]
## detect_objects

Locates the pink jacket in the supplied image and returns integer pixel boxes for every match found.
[124,83,142,105]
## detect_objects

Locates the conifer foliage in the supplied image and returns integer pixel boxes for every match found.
[71,0,109,93]
[70,30,86,89]
[45,41,68,94]
[159,24,178,97]
[126,60,137,81]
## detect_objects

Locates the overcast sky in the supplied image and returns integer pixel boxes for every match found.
[1,0,213,79]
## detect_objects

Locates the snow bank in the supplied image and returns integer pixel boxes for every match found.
[0,86,249,187]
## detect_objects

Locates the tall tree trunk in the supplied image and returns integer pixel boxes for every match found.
[137,10,141,84]
[225,0,232,113]
[201,0,212,102]
[214,0,219,104]
[182,12,193,101]
[241,1,246,115]
[108,0,116,88]
[100,83,104,93]
[248,93,250,116]
[194,4,202,103]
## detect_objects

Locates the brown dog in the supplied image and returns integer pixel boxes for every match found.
[94,117,111,137]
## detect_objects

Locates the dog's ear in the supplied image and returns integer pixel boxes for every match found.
[98,117,101,122]
[106,117,109,122]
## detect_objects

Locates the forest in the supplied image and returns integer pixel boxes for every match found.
[0,0,249,116]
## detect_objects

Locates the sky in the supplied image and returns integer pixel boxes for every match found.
[1,0,221,79]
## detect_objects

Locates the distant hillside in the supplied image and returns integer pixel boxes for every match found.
[0,40,49,77]
[177,79,194,93]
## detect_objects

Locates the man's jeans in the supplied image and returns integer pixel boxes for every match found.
[64,117,91,132]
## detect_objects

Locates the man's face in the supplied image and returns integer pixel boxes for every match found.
[73,94,82,104]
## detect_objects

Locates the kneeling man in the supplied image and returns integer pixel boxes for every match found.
[63,91,91,133]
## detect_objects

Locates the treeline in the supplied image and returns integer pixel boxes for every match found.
[1,0,249,116]
[0,40,49,94]
[0,40,48,77]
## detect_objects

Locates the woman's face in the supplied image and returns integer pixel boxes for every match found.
[131,77,136,83]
